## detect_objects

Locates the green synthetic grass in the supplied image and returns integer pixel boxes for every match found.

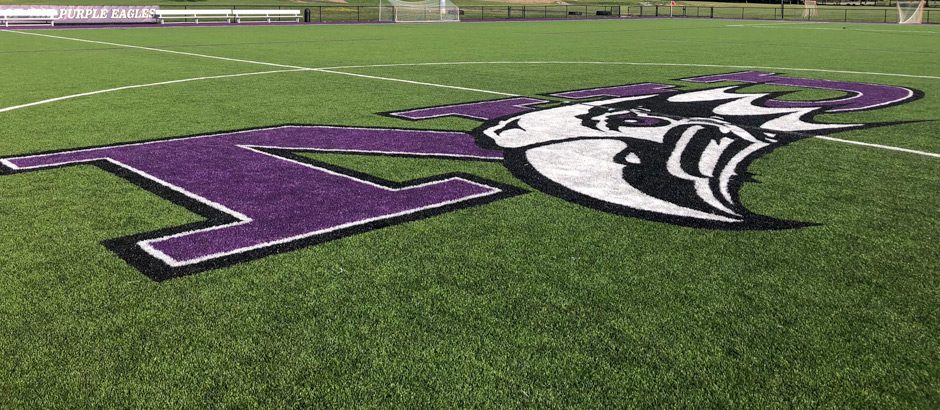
[1,19,939,407]
[1,0,936,24]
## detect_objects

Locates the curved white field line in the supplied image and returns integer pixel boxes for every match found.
[0,69,310,114]
[4,61,939,115]
[0,30,518,98]
[0,29,937,158]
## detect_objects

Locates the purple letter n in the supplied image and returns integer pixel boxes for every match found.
[1,126,517,280]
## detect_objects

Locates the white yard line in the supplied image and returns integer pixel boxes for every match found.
[1,30,937,159]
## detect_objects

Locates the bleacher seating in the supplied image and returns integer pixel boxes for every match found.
[154,9,233,24]
[154,9,301,24]
[0,9,57,27]
[233,9,301,23]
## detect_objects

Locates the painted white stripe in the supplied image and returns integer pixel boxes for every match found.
[317,61,940,81]
[0,30,513,97]
[725,22,829,27]
[1,125,470,157]
[35,158,253,222]
[1,29,936,159]
[3,29,309,69]
[314,68,516,97]
[0,69,309,114]
[139,177,504,267]
[5,134,507,267]
[4,61,936,115]
[726,23,940,35]
[814,136,940,158]
[4,125,292,159]
[248,146,500,160]
[0,158,19,170]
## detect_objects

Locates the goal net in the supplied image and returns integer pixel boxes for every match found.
[802,0,818,19]
[897,0,925,24]
[378,0,460,23]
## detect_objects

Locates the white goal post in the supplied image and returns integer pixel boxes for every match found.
[897,0,925,24]
[802,0,818,19]
[378,0,460,23]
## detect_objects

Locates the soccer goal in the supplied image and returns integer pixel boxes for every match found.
[378,0,460,23]
[802,0,818,19]
[897,0,925,24]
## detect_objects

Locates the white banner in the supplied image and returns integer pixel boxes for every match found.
[0,5,160,23]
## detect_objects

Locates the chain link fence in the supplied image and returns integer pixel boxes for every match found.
[161,4,936,25]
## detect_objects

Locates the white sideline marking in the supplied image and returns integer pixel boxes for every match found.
[1,30,514,97]
[814,136,940,158]
[726,23,940,35]
[726,22,828,26]
[4,61,937,116]
[1,30,936,159]
[0,69,309,114]
[3,29,308,69]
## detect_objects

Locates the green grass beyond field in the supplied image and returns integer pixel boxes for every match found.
[1,19,939,407]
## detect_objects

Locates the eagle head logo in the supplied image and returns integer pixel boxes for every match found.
[480,80,918,229]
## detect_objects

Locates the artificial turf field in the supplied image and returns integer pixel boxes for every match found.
[1,18,938,407]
